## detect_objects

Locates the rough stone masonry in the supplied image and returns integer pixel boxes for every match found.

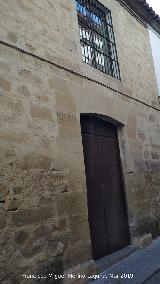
[0,0,160,283]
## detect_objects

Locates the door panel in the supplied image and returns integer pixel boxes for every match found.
[100,163,122,189]
[107,216,130,251]
[89,220,109,259]
[87,190,104,222]
[81,115,130,260]
[97,136,118,163]
[96,119,116,137]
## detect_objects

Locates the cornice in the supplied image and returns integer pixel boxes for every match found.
[117,0,160,34]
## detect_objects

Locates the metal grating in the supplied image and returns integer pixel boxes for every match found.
[75,0,121,80]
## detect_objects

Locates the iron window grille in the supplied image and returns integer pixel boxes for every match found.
[75,0,121,80]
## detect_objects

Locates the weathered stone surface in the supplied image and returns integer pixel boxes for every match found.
[14,230,28,245]
[63,240,92,268]
[0,214,6,229]
[17,85,30,97]
[127,116,137,140]
[34,256,64,284]
[5,197,20,211]
[19,153,53,170]
[150,161,160,173]
[133,233,152,248]
[149,114,156,122]
[130,218,154,238]
[134,159,146,172]
[0,132,30,144]
[64,260,96,284]
[0,78,11,92]
[151,152,159,160]
[8,32,17,43]
[69,213,90,241]
[57,192,88,217]
[49,77,70,93]
[10,206,56,227]
[0,184,8,202]
[68,169,86,192]
[30,105,54,122]
[55,91,76,113]
[137,130,146,141]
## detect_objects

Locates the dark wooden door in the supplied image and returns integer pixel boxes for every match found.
[81,115,130,260]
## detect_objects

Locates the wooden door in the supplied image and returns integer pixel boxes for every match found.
[81,115,130,260]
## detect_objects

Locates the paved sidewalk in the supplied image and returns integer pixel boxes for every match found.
[89,237,160,284]
[144,269,160,283]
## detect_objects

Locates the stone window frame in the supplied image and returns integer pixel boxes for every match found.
[75,0,121,80]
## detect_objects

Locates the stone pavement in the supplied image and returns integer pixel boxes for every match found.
[144,269,160,283]
[89,237,160,284]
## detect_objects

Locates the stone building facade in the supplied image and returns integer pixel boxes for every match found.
[0,0,160,283]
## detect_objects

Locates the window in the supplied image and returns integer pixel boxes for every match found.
[75,0,121,80]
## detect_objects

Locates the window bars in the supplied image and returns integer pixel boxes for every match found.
[75,0,121,80]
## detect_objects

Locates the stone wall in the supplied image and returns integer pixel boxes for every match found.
[0,0,160,283]
[0,0,159,104]
[0,44,96,283]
